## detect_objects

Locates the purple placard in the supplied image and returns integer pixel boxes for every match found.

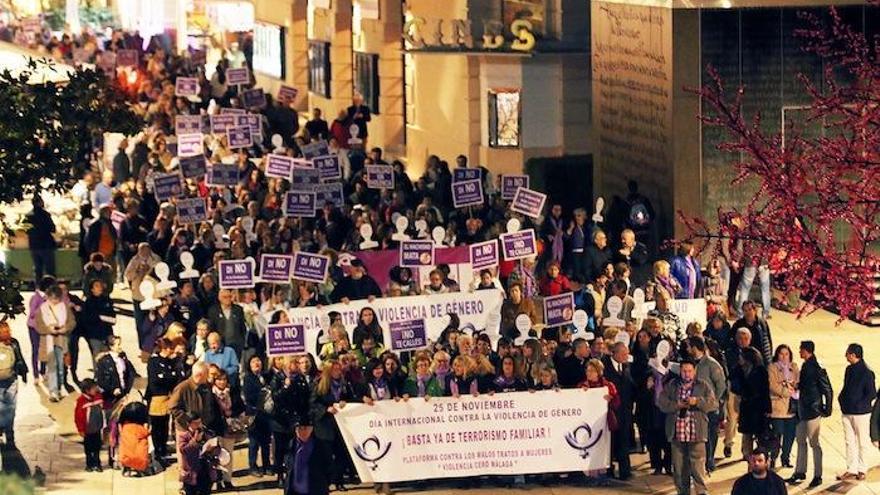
[210,114,236,134]
[399,240,435,267]
[499,229,538,261]
[218,258,256,289]
[175,115,202,136]
[220,108,246,115]
[259,254,293,283]
[469,240,499,270]
[227,126,253,149]
[226,67,250,85]
[284,191,316,217]
[190,49,207,66]
[207,164,239,186]
[154,172,183,201]
[451,178,484,208]
[453,168,481,183]
[544,292,575,326]
[277,85,299,104]
[116,49,138,67]
[389,320,427,351]
[266,323,306,356]
[179,155,208,179]
[291,168,321,190]
[510,187,547,219]
[265,153,294,179]
[241,88,267,109]
[177,133,203,157]
[365,165,394,189]
[302,140,330,160]
[501,174,530,200]
[292,252,330,283]
[175,77,199,97]
[235,114,261,138]
[176,197,208,224]
[314,182,344,208]
[313,155,341,181]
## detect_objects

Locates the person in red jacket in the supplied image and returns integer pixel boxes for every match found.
[74,379,106,472]
[539,260,572,296]
[578,358,620,483]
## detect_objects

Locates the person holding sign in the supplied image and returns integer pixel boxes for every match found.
[499,282,540,340]
[310,360,362,492]
[403,354,444,399]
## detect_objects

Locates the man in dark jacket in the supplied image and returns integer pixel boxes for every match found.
[119,199,149,267]
[556,338,589,388]
[329,260,381,303]
[837,343,875,481]
[168,362,223,435]
[787,341,833,488]
[732,301,773,365]
[112,138,131,184]
[613,229,650,288]
[585,229,611,282]
[603,342,635,480]
[304,108,330,141]
[732,449,788,495]
[284,419,331,495]
[26,195,57,280]
[207,289,248,358]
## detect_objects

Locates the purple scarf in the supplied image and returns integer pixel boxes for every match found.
[550,217,564,263]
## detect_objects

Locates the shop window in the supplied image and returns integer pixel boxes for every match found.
[488,89,521,148]
[354,52,380,115]
[308,41,331,97]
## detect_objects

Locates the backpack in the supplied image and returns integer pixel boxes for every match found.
[0,345,17,381]
[627,197,651,228]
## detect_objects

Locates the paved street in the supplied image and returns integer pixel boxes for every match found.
[7,290,880,494]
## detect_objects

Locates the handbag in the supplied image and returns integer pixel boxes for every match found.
[787,397,799,417]
[607,408,619,432]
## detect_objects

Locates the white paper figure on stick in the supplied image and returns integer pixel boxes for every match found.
[359,223,378,250]
[140,280,161,310]
[615,330,631,348]
[592,196,605,223]
[414,219,428,239]
[348,124,362,145]
[432,226,445,247]
[241,216,256,243]
[213,224,228,249]
[632,288,648,319]
[271,134,285,154]
[514,313,532,345]
[179,251,200,279]
[391,215,410,241]
[572,309,588,334]
[154,262,177,291]
[506,218,521,233]
[605,295,625,327]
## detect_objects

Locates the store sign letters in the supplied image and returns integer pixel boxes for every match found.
[403,14,535,52]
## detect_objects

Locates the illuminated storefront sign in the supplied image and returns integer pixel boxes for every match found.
[403,14,536,52]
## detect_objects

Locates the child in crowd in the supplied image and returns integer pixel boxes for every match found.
[74,378,105,472]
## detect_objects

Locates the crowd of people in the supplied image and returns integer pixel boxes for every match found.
[0,17,876,495]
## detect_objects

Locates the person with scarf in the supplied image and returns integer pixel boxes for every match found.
[242,355,272,478]
[210,369,243,491]
[283,418,332,495]
[35,284,76,402]
[578,358,621,485]
[447,355,480,397]
[311,360,362,491]
[95,335,136,467]
[492,356,528,393]
[509,257,538,299]
[670,242,702,299]
[585,229,612,283]
[769,344,799,469]
[430,351,452,395]
[269,356,306,487]
[403,353,443,398]
[540,203,566,267]
[124,242,160,340]
[652,260,683,302]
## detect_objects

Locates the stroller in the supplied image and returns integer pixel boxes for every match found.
[115,399,164,477]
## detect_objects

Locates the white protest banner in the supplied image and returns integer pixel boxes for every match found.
[639,298,707,328]
[286,290,504,358]
[335,388,611,483]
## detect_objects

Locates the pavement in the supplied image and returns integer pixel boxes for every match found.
[6,289,880,494]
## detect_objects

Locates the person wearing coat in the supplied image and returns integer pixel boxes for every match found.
[688,335,727,472]
[310,360,362,492]
[657,359,718,495]
[146,338,183,462]
[95,335,136,408]
[670,242,702,299]
[768,344,800,469]
[242,356,272,477]
[34,285,76,402]
[603,343,636,480]
[837,343,876,481]
[269,357,312,486]
[81,253,115,295]
[787,340,833,488]
[499,282,541,340]
[80,279,117,362]
[403,354,444,398]
[207,290,248,358]
[284,419,332,495]
[0,321,29,449]
[735,347,771,459]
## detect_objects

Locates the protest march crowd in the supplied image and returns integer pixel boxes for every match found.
[1,18,879,495]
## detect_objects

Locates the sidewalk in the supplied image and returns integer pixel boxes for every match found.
[7,291,880,494]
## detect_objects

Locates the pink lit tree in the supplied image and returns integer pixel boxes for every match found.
[683,6,880,322]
